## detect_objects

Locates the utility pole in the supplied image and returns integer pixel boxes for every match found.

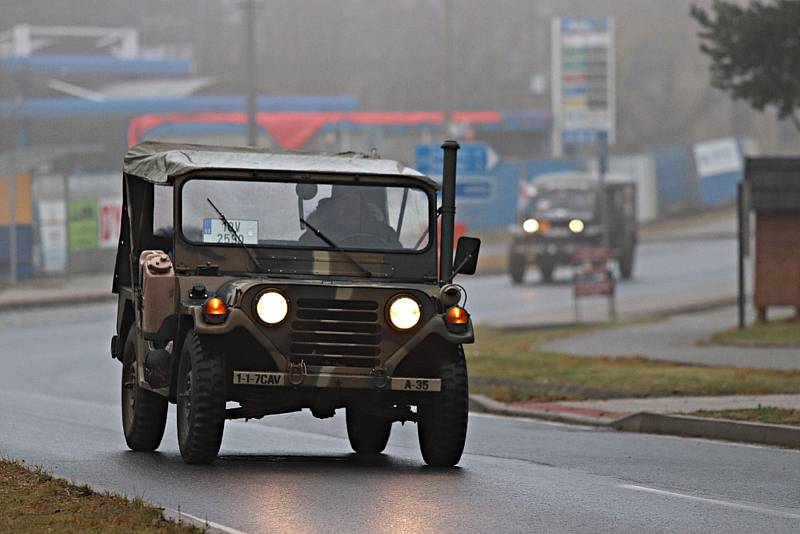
[7,104,18,284]
[8,140,17,284]
[243,0,259,146]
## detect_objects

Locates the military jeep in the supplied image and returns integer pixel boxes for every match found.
[111,141,480,466]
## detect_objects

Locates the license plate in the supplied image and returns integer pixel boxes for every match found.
[203,218,258,244]
[233,371,284,386]
[390,378,441,392]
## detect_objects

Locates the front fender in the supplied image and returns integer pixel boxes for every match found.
[383,315,473,374]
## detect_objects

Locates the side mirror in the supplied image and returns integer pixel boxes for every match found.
[453,236,481,277]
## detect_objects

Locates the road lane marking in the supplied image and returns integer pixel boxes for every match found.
[618,484,800,520]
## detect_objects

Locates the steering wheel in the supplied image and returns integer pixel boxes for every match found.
[338,232,394,247]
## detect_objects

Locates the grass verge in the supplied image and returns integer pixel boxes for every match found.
[710,318,800,348]
[690,406,800,426]
[466,325,800,403]
[0,458,199,533]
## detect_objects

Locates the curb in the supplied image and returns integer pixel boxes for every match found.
[469,394,614,426]
[163,507,249,534]
[470,395,800,449]
[611,412,800,449]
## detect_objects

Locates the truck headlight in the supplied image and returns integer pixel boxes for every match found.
[522,218,540,233]
[387,295,421,331]
[255,290,289,325]
[568,219,585,233]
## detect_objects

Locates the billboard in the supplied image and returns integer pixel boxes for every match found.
[551,16,616,155]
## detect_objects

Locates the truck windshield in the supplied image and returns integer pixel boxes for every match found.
[181,178,431,252]
[531,188,595,212]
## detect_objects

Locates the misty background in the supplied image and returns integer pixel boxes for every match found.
[1,0,795,158]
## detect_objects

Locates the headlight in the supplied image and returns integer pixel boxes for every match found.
[568,219,585,233]
[387,295,422,331]
[522,218,540,233]
[255,290,289,325]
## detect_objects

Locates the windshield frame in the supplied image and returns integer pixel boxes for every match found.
[176,170,437,257]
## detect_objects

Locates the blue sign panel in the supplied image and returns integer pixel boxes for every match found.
[414,142,497,176]
[456,181,493,200]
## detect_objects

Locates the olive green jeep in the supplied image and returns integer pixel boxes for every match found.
[112,140,479,466]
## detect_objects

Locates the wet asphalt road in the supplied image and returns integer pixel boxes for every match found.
[465,238,738,326]
[1,303,799,533]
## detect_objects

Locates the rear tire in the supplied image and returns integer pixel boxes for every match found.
[417,347,469,467]
[509,253,526,285]
[619,245,635,280]
[177,331,226,465]
[121,326,168,452]
[346,407,392,454]
[539,261,555,283]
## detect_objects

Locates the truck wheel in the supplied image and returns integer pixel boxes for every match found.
[346,407,392,454]
[177,331,226,465]
[539,262,554,283]
[619,247,635,280]
[121,327,168,452]
[509,254,526,285]
[417,347,468,467]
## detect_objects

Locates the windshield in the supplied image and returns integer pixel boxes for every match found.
[530,188,595,213]
[181,178,432,252]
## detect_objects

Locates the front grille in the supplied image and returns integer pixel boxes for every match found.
[290,298,381,368]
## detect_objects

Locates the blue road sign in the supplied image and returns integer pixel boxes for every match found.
[414,142,498,176]
[456,180,493,200]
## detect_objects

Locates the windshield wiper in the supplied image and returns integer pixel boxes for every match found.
[299,217,372,277]
[206,197,267,273]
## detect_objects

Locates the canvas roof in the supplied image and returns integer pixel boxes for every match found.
[123,141,436,187]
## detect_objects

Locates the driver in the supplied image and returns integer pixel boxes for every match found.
[301,186,401,249]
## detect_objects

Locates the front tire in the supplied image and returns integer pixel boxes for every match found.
[509,253,526,285]
[619,245,635,280]
[177,331,226,465]
[346,407,392,454]
[538,261,555,284]
[417,347,469,467]
[121,326,168,452]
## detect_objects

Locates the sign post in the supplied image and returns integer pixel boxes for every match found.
[597,131,610,250]
[736,180,750,330]
[572,246,616,322]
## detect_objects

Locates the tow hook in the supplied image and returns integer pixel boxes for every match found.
[370,367,389,390]
[288,361,306,385]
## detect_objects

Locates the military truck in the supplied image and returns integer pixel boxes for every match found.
[111,141,480,466]
[508,173,637,284]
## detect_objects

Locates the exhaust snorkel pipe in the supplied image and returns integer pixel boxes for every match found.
[439,140,460,285]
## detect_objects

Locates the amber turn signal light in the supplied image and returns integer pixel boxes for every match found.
[445,306,469,326]
[203,296,228,323]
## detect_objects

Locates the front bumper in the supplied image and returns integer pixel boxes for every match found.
[510,234,602,262]
[232,370,441,392]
